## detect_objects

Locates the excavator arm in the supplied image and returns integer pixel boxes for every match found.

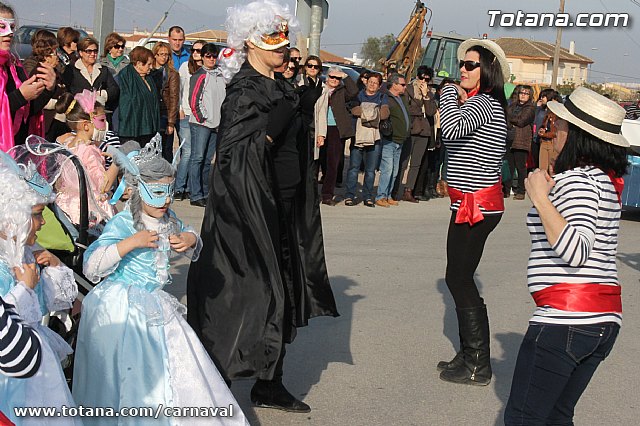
[382,1,431,78]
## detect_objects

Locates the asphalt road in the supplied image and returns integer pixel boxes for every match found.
[169,194,640,426]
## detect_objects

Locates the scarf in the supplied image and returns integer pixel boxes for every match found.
[0,50,30,151]
[108,54,125,68]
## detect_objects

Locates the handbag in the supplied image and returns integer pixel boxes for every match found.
[379,119,393,138]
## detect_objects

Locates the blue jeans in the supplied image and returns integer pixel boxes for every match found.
[504,322,619,426]
[344,141,381,201]
[189,123,217,201]
[376,139,403,200]
[175,116,192,192]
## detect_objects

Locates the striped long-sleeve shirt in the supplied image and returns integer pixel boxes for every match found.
[527,166,622,325]
[0,297,41,378]
[439,85,507,213]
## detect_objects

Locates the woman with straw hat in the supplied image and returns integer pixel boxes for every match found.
[436,38,508,386]
[504,87,629,425]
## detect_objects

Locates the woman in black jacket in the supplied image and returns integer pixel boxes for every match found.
[505,85,536,199]
[62,37,119,116]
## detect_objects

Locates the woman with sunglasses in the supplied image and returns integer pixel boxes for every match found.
[175,40,206,201]
[63,36,120,116]
[436,39,508,386]
[187,0,337,413]
[100,32,129,78]
[150,41,180,163]
[187,43,224,207]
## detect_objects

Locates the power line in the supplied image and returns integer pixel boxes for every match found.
[599,0,640,49]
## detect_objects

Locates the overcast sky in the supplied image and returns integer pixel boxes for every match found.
[15,0,640,84]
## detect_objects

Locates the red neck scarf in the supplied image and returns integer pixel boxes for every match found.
[0,49,30,151]
[606,170,624,205]
[466,87,479,98]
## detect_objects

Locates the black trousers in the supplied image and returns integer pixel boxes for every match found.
[445,212,502,308]
[506,149,528,195]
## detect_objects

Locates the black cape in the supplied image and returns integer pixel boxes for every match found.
[187,63,338,381]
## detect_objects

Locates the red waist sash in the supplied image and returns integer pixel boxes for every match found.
[448,181,504,225]
[532,283,622,313]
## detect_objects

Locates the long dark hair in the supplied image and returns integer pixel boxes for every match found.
[187,40,207,75]
[466,46,507,112]
[554,122,628,177]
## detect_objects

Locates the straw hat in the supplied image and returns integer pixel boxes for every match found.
[547,87,629,147]
[457,39,510,83]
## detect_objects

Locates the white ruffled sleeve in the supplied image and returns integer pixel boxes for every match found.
[40,264,79,312]
[4,282,42,325]
[83,244,122,284]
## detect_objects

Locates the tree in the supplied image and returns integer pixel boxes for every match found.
[360,34,395,70]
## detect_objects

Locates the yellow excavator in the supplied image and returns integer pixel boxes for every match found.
[381,1,431,79]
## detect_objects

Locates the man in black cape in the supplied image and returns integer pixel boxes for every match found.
[186,47,338,413]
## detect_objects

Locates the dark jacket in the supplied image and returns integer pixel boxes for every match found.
[387,92,411,144]
[62,59,120,112]
[117,64,160,138]
[328,76,359,139]
[5,60,53,145]
[406,82,437,139]
[150,66,180,126]
[507,101,536,151]
[186,63,338,382]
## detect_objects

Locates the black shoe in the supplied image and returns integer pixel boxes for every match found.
[439,305,492,386]
[190,199,207,207]
[250,379,311,413]
[175,191,187,201]
[321,198,338,206]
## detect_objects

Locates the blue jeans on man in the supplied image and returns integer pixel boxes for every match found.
[344,141,381,202]
[504,322,619,425]
[376,139,404,201]
[175,116,192,194]
[189,123,217,202]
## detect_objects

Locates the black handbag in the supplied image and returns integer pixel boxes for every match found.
[379,119,393,138]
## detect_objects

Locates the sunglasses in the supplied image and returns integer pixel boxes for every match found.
[83,48,99,55]
[327,75,341,80]
[306,64,320,69]
[114,43,125,50]
[418,74,430,80]
[203,53,215,59]
[287,66,296,71]
[397,83,407,87]
[519,91,531,96]
[192,48,202,54]
[459,60,481,71]
[291,57,301,62]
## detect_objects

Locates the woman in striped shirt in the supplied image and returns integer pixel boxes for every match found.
[0,297,41,378]
[437,39,509,386]
[504,87,629,425]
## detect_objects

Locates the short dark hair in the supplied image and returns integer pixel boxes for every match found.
[539,88,555,102]
[129,46,154,65]
[387,73,405,86]
[554,122,628,177]
[304,55,322,68]
[465,45,507,112]
[416,65,433,79]
[168,26,185,37]
[368,72,382,84]
[201,43,219,58]
[57,27,80,47]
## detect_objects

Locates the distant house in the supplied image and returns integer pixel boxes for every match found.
[185,30,227,43]
[495,37,593,85]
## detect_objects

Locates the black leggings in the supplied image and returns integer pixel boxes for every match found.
[445,212,502,308]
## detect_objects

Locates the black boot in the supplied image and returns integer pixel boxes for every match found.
[427,172,440,199]
[437,308,466,372]
[250,378,311,413]
[250,344,311,413]
[439,305,492,386]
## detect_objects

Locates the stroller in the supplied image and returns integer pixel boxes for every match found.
[10,136,113,385]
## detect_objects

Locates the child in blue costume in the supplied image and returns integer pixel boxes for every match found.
[72,137,248,425]
[0,149,81,426]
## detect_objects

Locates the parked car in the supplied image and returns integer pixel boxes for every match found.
[327,62,374,77]
[14,25,89,60]
[320,64,360,83]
